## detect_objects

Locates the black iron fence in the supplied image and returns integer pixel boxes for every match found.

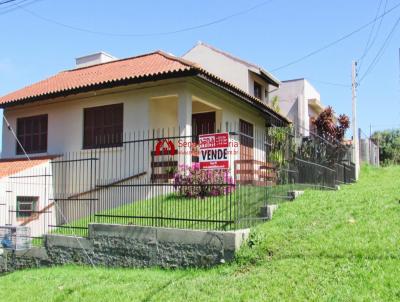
[1,124,356,242]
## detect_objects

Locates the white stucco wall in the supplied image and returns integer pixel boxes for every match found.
[270,79,304,129]
[304,80,321,105]
[2,79,269,158]
[0,161,56,237]
[183,44,272,103]
[183,44,251,92]
[1,82,188,158]
[270,79,323,136]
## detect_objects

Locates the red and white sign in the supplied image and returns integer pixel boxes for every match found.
[199,132,229,169]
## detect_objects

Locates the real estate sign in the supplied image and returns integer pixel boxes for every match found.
[199,132,229,169]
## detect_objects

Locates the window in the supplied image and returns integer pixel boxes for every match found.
[16,196,38,219]
[83,103,123,149]
[253,81,262,99]
[16,115,48,155]
[239,119,254,151]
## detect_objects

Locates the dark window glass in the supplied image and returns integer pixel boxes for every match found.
[16,115,48,154]
[83,103,123,149]
[254,81,262,99]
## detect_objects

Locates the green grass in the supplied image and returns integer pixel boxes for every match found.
[53,184,295,236]
[2,165,400,301]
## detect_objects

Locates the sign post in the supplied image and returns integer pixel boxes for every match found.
[199,132,230,169]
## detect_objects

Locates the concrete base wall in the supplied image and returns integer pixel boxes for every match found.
[0,224,250,273]
[0,247,50,274]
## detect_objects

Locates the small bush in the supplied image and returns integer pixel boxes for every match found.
[173,163,235,198]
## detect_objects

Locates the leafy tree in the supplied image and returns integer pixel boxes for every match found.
[270,95,281,113]
[372,129,400,165]
[311,106,350,142]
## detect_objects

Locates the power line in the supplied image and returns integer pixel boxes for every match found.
[0,0,19,5]
[2,115,30,160]
[16,0,274,37]
[0,0,38,16]
[357,0,387,72]
[271,1,400,72]
[358,16,400,83]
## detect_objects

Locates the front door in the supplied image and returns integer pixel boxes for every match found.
[192,112,216,137]
[192,112,216,162]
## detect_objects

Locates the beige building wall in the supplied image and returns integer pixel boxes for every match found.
[270,78,323,136]
[183,43,274,104]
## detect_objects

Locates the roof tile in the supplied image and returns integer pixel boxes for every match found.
[0,156,58,178]
[0,51,194,105]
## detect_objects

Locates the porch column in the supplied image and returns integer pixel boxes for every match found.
[178,91,192,166]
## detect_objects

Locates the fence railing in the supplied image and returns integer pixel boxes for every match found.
[0,125,356,242]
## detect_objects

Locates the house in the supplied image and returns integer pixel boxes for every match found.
[1,50,288,158]
[269,78,325,136]
[0,49,289,236]
[183,43,328,137]
[0,156,56,238]
[183,42,280,104]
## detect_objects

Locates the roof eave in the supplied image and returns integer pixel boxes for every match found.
[0,69,198,109]
[0,66,290,125]
[259,69,281,87]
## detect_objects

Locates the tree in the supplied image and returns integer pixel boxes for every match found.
[311,106,350,142]
[372,129,400,165]
[270,95,281,113]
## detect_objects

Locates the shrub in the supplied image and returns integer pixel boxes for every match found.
[173,163,235,198]
[311,106,350,142]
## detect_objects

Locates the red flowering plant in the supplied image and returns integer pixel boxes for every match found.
[173,163,235,198]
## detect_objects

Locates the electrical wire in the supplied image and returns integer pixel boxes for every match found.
[358,16,400,83]
[0,0,39,16]
[2,115,30,161]
[358,0,383,67]
[271,1,400,72]
[0,0,19,5]
[2,112,97,269]
[16,0,274,37]
[358,0,388,73]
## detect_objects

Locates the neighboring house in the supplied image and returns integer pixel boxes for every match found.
[0,156,56,237]
[0,49,289,235]
[269,78,325,136]
[183,42,280,104]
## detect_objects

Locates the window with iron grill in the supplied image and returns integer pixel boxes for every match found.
[16,196,38,218]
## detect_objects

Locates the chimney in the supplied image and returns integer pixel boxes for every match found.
[75,51,117,68]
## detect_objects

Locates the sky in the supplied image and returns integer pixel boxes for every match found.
[0,0,399,150]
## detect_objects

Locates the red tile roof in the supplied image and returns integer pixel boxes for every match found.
[0,51,195,106]
[0,50,290,124]
[0,156,58,179]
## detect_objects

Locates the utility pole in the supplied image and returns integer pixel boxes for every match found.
[352,61,360,180]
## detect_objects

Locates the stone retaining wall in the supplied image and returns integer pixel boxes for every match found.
[0,247,50,274]
[1,224,249,273]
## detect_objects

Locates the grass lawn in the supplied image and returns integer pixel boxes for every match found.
[2,165,399,301]
[52,183,295,237]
